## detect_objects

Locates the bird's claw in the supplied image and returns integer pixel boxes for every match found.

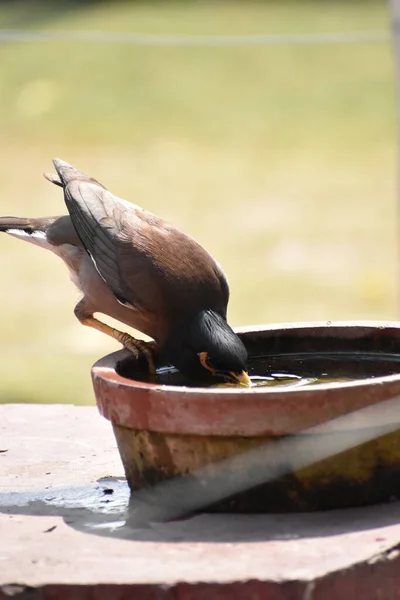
[114,331,157,376]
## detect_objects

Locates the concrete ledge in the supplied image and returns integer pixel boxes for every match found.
[1,404,400,599]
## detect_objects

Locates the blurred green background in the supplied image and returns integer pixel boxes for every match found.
[0,0,397,404]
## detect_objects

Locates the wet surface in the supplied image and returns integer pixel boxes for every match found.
[0,477,131,536]
[2,476,400,543]
[0,478,129,515]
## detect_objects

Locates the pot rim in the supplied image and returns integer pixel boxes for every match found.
[91,320,400,436]
[93,320,400,395]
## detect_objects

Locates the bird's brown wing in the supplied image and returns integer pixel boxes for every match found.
[64,179,229,318]
[64,181,147,310]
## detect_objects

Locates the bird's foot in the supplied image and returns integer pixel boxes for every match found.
[113,331,157,376]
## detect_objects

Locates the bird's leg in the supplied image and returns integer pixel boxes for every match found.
[74,299,156,375]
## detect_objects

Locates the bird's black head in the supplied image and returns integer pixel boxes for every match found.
[163,309,250,387]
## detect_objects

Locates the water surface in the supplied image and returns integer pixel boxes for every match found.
[127,351,400,389]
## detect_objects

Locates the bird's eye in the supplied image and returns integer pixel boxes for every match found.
[206,357,216,369]
[198,351,217,375]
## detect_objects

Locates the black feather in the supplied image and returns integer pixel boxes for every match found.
[163,309,248,381]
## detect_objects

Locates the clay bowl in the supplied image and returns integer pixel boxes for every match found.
[92,321,400,514]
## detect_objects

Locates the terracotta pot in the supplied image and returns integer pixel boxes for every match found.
[92,321,400,513]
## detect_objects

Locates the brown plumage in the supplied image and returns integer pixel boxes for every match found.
[0,159,250,386]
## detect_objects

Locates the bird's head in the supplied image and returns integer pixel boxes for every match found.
[163,309,251,387]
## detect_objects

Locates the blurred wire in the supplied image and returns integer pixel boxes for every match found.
[0,345,102,355]
[389,0,400,317]
[0,29,389,46]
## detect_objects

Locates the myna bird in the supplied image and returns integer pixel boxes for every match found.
[0,159,250,386]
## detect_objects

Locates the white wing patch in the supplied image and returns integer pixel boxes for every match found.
[5,228,53,251]
[6,229,46,239]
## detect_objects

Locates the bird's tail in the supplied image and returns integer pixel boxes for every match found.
[43,158,106,190]
[0,216,58,248]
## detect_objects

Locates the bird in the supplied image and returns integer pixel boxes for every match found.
[0,159,250,387]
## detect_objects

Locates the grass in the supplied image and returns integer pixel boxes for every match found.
[0,0,397,404]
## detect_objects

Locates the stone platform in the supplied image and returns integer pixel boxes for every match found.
[1,404,400,599]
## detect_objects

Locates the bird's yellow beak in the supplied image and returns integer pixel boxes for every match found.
[227,370,252,387]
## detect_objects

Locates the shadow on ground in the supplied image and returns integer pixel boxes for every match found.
[1,476,400,543]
